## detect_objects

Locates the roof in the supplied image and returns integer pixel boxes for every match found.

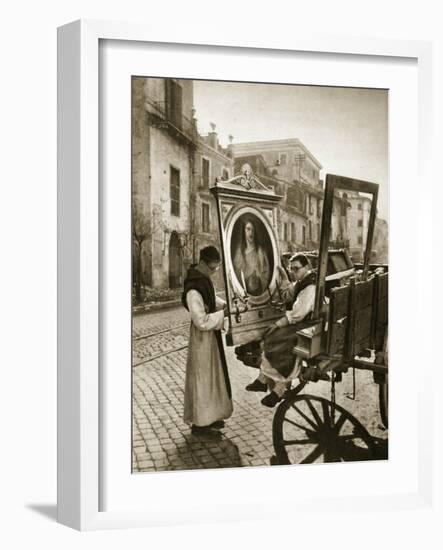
[232,138,323,169]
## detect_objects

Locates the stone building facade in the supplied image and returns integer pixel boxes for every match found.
[342,191,373,262]
[193,128,234,258]
[132,77,197,290]
[132,78,233,294]
[232,139,349,256]
[233,139,324,254]
[233,153,308,255]
[373,217,389,264]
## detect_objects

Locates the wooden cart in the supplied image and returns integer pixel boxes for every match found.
[211,170,388,464]
[271,174,388,464]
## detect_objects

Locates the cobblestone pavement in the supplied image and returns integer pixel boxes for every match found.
[132,306,388,473]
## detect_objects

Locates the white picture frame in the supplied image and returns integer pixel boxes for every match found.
[57,19,433,531]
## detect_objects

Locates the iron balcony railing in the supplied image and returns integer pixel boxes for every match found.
[145,99,198,146]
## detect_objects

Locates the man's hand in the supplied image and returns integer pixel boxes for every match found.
[223,305,229,317]
[276,265,289,283]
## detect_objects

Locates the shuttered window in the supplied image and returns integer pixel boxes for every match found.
[202,203,210,233]
[202,158,210,187]
[170,166,180,216]
[165,79,183,130]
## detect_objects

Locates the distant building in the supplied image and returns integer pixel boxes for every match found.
[232,139,349,254]
[233,153,308,255]
[373,217,389,264]
[327,189,351,250]
[193,126,234,258]
[233,139,324,253]
[341,191,372,262]
[192,126,234,289]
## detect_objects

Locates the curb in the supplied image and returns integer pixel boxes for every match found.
[133,299,182,316]
[133,290,226,316]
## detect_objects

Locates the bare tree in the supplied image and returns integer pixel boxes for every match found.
[132,198,151,303]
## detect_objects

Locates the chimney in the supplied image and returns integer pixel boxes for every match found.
[227,134,234,159]
[208,122,218,149]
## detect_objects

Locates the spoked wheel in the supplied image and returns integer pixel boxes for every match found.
[376,332,389,429]
[273,394,376,465]
[378,381,388,429]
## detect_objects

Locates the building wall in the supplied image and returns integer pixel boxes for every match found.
[132,77,152,285]
[193,137,234,290]
[132,77,196,291]
[233,140,323,253]
[149,128,192,287]
[373,217,389,263]
[304,191,323,247]
[233,140,321,184]
[278,208,308,254]
[346,194,372,261]
[143,77,194,124]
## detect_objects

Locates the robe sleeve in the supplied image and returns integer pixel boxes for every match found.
[215,295,226,311]
[286,284,316,324]
[186,289,225,331]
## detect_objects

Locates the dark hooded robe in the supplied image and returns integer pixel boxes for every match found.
[181,265,233,426]
[263,271,317,377]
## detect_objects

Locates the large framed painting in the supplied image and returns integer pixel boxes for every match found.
[211,165,285,345]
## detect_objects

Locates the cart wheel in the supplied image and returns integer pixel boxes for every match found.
[273,394,376,465]
[376,332,388,429]
[379,381,388,429]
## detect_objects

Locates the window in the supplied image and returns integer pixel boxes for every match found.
[287,186,300,209]
[358,203,362,210]
[358,236,363,245]
[308,220,312,240]
[170,166,180,216]
[291,223,296,242]
[201,158,210,187]
[283,223,288,241]
[165,79,183,130]
[279,153,287,165]
[358,219,363,227]
[302,226,306,245]
[317,223,320,241]
[202,203,210,233]
[317,200,322,219]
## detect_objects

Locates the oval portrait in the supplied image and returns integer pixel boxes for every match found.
[230,212,274,297]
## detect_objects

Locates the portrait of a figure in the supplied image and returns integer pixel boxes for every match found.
[230,213,274,296]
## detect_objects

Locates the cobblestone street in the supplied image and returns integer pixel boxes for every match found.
[132,305,388,473]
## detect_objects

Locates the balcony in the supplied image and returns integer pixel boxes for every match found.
[145,99,198,148]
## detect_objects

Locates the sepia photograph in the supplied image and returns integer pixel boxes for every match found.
[131,77,389,472]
